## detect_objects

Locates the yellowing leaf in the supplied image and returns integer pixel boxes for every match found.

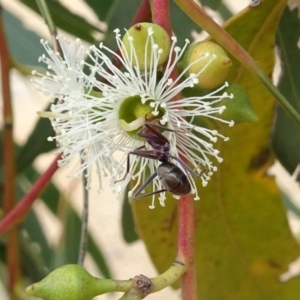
[132,0,300,299]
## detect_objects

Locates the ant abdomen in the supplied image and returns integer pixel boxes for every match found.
[158,162,191,196]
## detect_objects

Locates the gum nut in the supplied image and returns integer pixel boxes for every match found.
[25,264,99,300]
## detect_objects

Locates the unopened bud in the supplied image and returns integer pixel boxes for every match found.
[122,23,171,70]
[184,41,232,89]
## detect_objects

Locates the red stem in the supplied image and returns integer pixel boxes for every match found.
[151,0,172,36]
[0,10,13,213]
[152,0,180,101]
[0,155,61,236]
[177,194,197,300]
[0,6,21,291]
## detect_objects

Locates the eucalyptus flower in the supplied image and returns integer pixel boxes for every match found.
[32,26,234,208]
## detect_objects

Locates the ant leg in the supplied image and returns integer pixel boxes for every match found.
[144,121,176,132]
[132,171,158,199]
[170,155,205,178]
[114,149,160,183]
[144,121,188,134]
[139,122,185,146]
[114,146,144,183]
[138,123,169,144]
[134,189,168,200]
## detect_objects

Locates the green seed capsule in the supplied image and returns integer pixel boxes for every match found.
[122,23,171,70]
[25,265,98,300]
[184,41,232,89]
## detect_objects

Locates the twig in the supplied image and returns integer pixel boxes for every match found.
[77,161,89,266]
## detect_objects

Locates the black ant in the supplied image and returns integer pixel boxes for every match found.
[121,119,204,199]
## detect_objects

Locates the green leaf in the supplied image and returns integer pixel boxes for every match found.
[132,0,300,299]
[83,0,117,21]
[16,107,55,174]
[272,7,300,175]
[104,0,143,49]
[59,205,82,266]
[199,0,235,21]
[19,221,49,282]
[170,1,203,45]
[121,186,139,243]
[218,2,233,21]
[19,0,102,43]
[200,0,223,10]
[3,9,44,68]
[22,209,52,270]
[281,190,300,220]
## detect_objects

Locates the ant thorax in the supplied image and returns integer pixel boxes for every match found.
[152,143,171,162]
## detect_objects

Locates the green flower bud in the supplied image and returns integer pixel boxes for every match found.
[219,83,259,123]
[25,264,107,300]
[184,41,232,89]
[122,23,171,70]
